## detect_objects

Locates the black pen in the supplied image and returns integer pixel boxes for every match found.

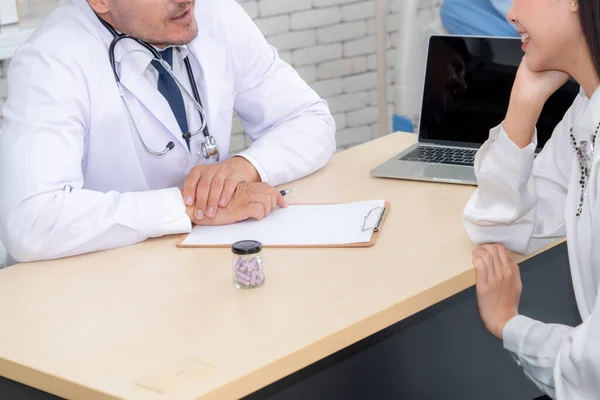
[279,188,293,196]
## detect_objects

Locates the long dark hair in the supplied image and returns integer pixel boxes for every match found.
[579,0,600,78]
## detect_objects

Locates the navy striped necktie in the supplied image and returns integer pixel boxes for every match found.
[151,47,190,150]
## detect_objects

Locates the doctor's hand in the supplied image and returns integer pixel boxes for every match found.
[473,244,523,340]
[182,156,260,221]
[187,182,287,226]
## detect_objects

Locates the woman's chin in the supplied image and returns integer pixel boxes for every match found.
[524,54,550,73]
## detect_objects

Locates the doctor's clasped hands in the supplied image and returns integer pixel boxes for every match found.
[183,181,286,226]
[181,156,261,222]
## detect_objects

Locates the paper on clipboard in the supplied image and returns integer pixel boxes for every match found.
[178,200,388,248]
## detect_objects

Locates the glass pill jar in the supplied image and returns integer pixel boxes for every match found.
[231,240,264,289]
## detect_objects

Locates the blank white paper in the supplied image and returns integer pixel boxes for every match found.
[180,200,386,246]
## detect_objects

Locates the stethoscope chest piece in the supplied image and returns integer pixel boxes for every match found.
[201,135,220,162]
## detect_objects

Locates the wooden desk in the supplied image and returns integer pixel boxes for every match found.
[0,132,538,400]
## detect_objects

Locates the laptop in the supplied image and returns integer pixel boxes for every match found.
[370,35,579,185]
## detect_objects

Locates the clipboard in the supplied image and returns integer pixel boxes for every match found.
[176,200,391,249]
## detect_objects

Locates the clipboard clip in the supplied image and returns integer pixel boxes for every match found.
[362,206,386,233]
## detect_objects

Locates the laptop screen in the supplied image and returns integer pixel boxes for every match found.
[418,35,580,150]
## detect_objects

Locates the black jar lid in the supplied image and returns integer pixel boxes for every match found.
[231,240,262,255]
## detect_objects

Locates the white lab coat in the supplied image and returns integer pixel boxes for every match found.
[0,0,335,263]
[463,86,600,399]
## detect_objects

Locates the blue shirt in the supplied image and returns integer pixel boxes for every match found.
[440,0,518,37]
[490,0,513,17]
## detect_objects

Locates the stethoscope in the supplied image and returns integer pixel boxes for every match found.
[97,16,219,161]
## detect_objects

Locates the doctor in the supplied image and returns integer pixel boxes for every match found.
[0,0,336,264]
[463,0,600,398]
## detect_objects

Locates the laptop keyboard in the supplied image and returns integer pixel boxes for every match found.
[399,146,477,166]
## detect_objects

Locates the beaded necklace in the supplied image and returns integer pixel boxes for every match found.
[569,121,599,217]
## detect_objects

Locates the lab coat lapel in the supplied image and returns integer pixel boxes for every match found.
[186,26,232,130]
[117,54,189,150]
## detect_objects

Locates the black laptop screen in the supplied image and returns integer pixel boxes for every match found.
[418,36,580,149]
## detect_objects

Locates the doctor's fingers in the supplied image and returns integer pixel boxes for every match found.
[248,192,275,217]
[205,171,238,218]
[246,183,287,209]
[198,171,246,218]
[218,174,242,208]
[244,203,267,221]
[236,194,274,221]
[183,166,206,208]
[193,170,220,220]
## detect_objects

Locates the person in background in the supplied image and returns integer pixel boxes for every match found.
[440,0,518,37]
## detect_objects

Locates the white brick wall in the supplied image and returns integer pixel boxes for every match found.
[0,0,444,153]
[233,0,443,151]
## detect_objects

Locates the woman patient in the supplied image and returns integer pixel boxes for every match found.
[463,0,600,399]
